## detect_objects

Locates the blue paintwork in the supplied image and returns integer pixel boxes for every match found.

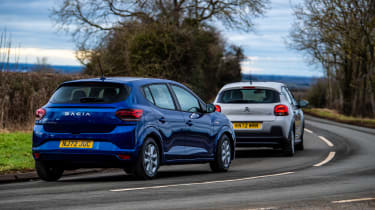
[32,77,235,168]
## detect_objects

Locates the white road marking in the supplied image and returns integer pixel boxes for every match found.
[318,136,334,147]
[313,152,336,167]
[304,128,313,134]
[110,172,295,192]
[247,207,277,210]
[332,197,375,204]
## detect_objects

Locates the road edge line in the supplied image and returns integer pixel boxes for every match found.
[318,136,334,147]
[304,128,313,134]
[110,171,295,192]
[313,152,336,167]
[332,197,375,204]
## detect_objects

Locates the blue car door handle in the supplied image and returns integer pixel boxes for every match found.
[186,120,193,126]
[159,117,166,123]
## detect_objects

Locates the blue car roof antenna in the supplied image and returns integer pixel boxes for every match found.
[97,56,106,81]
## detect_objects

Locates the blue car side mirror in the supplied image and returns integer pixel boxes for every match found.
[206,104,216,113]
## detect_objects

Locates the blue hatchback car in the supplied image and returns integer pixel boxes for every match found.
[32,77,235,180]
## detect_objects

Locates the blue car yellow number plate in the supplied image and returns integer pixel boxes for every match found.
[59,140,94,148]
[233,122,261,129]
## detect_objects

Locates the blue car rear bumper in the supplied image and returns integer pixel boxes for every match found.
[32,124,140,167]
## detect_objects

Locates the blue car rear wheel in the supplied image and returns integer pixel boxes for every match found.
[134,137,160,179]
[35,160,64,181]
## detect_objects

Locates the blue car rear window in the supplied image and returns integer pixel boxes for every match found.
[50,82,130,104]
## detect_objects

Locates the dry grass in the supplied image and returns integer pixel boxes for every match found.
[0,72,86,131]
[304,108,375,129]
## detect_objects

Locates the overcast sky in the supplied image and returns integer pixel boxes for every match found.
[0,0,323,77]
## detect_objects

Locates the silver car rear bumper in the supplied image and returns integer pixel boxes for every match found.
[234,125,288,147]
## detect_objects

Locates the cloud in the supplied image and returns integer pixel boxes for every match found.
[0,47,81,65]
[0,0,323,76]
[0,0,74,50]
[0,18,53,32]
[244,56,303,62]
[239,54,323,76]
[241,58,263,74]
[241,65,263,74]
[220,0,323,76]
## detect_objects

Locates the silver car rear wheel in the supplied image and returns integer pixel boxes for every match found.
[283,129,295,157]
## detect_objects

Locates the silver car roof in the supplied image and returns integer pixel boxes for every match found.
[219,82,285,92]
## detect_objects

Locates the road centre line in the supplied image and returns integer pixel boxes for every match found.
[332,197,375,204]
[110,172,295,192]
[313,152,336,167]
[318,136,334,147]
[304,128,313,134]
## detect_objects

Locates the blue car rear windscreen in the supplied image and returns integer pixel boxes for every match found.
[50,82,130,104]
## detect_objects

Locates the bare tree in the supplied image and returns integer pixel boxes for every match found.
[0,29,21,130]
[32,57,56,73]
[51,0,269,50]
[0,29,21,72]
[51,0,266,101]
[288,0,375,117]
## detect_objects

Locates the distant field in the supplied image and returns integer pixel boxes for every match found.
[304,108,375,129]
[3,63,319,90]
[0,132,34,174]
[1,62,84,74]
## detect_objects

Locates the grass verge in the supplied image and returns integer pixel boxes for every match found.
[303,108,375,129]
[0,132,34,174]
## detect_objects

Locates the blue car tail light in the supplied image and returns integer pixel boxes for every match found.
[33,152,40,159]
[117,154,131,160]
[115,109,143,121]
[35,108,46,120]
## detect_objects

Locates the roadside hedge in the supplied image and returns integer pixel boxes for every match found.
[0,72,84,131]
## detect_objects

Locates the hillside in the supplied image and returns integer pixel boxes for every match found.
[2,63,318,90]
[242,74,319,90]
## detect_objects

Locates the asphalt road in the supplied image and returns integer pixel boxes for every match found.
[1,115,375,209]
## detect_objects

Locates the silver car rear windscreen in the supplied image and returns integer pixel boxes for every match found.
[218,88,280,104]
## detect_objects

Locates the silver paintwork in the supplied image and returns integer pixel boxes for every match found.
[214,81,304,146]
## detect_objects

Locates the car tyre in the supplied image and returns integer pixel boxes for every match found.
[134,138,160,179]
[35,160,64,181]
[295,138,304,151]
[210,135,232,172]
[283,129,295,157]
[296,123,304,151]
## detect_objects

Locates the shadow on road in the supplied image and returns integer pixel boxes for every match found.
[235,148,285,158]
[60,169,213,183]
[156,170,212,178]
[59,148,288,182]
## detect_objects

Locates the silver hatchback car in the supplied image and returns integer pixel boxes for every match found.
[214,82,308,156]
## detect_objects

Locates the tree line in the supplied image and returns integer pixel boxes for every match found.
[289,0,375,117]
[1,0,270,130]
